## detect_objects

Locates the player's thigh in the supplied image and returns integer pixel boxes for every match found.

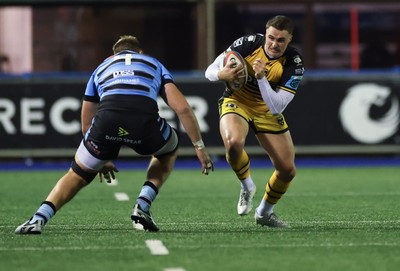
[75,140,110,171]
[219,113,249,147]
[219,97,250,142]
[152,127,179,157]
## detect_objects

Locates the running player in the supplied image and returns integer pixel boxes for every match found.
[205,15,304,227]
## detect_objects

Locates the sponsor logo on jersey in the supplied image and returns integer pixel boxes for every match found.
[247,35,256,42]
[233,37,244,47]
[113,70,136,77]
[293,55,302,66]
[285,76,303,90]
[295,67,305,75]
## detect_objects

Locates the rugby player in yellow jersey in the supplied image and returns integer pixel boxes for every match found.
[205,15,304,227]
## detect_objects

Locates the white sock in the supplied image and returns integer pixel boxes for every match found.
[256,199,274,216]
[240,176,255,192]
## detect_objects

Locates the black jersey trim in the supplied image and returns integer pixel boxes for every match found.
[254,127,290,134]
[83,95,100,103]
[99,74,113,85]
[97,59,124,77]
[98,94,158,113]
[131,70,154,80]
[130,58,157,70]
[103,83,150,92]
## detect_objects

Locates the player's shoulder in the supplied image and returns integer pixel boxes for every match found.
[230,33,264,57]
[285,45,301,54]
[132,52,160,65]
[284,46,304,68]
[236,33,264,44]
[285,46,303,61]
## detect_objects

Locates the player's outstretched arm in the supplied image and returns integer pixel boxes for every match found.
[162,82,214,174]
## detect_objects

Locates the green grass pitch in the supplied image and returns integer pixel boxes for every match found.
[1,164,400,271]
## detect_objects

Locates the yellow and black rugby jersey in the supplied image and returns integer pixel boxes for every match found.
[225,33,305,107]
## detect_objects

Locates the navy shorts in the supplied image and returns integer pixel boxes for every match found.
[83,109,178,160]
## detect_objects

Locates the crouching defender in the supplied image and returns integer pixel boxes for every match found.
[15,35,214,234]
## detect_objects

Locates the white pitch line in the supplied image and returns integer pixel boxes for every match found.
[1,219,399,229]
[1,242,398,252]
[114,192,129,201]
[2,219,400,231]
[145,239,169,255]
[0,245,143,251]
[164,268,186,271]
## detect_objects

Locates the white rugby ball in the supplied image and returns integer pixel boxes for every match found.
[223,51,248,91]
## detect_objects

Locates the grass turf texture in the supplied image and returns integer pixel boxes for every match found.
[1,166,399,271]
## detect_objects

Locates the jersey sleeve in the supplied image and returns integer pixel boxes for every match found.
[160,62,174,85]
[227,34,264,58]
[159,62,175,98]
[279,47,305,94]
[83,73,100,103]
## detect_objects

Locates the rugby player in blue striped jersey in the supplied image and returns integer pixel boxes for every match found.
[15,35,214,234]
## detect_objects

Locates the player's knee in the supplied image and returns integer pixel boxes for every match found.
[225,136,245,151]
[225,141,245,160]
[288,166,296,179]
[71,160,97,183]
[154,150,178,170]
[277,166,296,182]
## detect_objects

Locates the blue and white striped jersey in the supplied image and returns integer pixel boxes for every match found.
[84,50,174,103]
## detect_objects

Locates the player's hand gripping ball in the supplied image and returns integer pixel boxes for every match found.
[223,51,248,91]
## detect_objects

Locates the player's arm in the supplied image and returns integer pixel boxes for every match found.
[205,53,244,82]
[163,83,201,142]
[257,78,294,114]
[81,73,100,135]
[205,53,223,81]
[162,82,214,174]
[81,100,98,135]
[253,58,294,114]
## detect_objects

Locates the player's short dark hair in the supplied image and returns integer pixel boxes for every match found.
[266,15,294,35]
[112,35,142,54]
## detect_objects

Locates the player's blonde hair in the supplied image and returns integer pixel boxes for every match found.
[112,35,142,54]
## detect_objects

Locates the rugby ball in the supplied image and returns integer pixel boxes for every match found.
[223,51,248,91]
